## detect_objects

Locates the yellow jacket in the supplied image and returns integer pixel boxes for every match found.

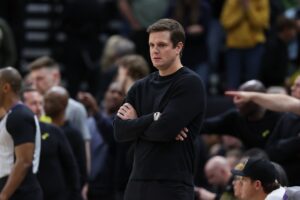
[221,0,269,48]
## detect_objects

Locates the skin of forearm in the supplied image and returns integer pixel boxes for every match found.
[85,141,91,175]
[250,93,300,114]
[0,159,31,199]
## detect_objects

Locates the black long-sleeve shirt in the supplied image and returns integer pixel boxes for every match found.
[37,122,81,200]
[265,112,300,186]
[201,109,282,149]
[61,121,87,188]
[114,67,206,186]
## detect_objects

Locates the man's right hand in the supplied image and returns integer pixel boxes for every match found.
[225,91,252,104]
[175,127,188,141]
[77,91,99,115]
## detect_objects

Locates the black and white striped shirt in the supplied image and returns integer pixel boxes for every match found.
[0,104,41,188]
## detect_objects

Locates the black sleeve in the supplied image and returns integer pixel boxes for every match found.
[201,110,237,136]
[56,127,81,200]
[265,115,300,161]
[114,83,154,142]
[6,106,36,146]
[141,76,205,142]
[93,112,114,144]
[68,128,87,187]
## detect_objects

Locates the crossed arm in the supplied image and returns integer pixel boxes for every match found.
[115,103,188,142]
[225,91,300,115]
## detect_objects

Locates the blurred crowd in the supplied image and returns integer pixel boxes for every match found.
[1,0,300,200]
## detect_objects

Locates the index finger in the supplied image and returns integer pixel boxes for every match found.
[225,91,240,97]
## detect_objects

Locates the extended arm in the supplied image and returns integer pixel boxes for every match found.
[201,110,236,136]
[0,143,35,200]
[226,91,300,115]
[118,0,141,30]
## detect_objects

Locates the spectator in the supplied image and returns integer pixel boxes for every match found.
[195,156,236,200]
[98,35,135,100]
[226,90,300,185]
[260,16,297,87]
[167,0,211,85]
[78,82,125,200]
[21,87,82,200]
[231,158,285,200]
[116,54,149,93]
[221,0,269,89]
[202,80,282,149]
[43,86,87,194]
[118,0,170,68]
[28,56,91,175]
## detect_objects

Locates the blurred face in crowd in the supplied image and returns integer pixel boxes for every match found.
[291,76,300,99]
[23,90,44,118]
[234,97,260,117]
[104,83,125,114]
[233,176,243,199]
[240,177,263,200]
[281,27,296,43]
[235,81,263,117]
[205,166,225,186]
[30,67,57,95]
[149,31,183,73]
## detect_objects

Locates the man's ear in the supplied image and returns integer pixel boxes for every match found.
[2,82,11,93]
[176,42,184,55]
[52,70,61,86]
[254,180,263,191]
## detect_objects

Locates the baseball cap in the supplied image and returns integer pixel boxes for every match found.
[231,158,277,184]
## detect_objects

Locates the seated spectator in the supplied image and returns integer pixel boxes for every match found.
[202,80,282,149]
[231,158,285,200]
[195,156,236,200]
[226,90,300,185]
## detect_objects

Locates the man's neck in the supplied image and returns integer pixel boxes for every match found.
[159,59,183,76]
[3,95,20,112]
[51,114,65,126]
[247,108,266,121]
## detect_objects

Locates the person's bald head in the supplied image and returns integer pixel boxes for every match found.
[205,156,231,186]
[239,80,266,93]
[236,80,266,117]
[44,86,69,118]
[0,67,22,95]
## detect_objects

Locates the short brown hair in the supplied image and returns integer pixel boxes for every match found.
[28,56,59,71]
[117,55,149,81]
[147,18,185,48]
